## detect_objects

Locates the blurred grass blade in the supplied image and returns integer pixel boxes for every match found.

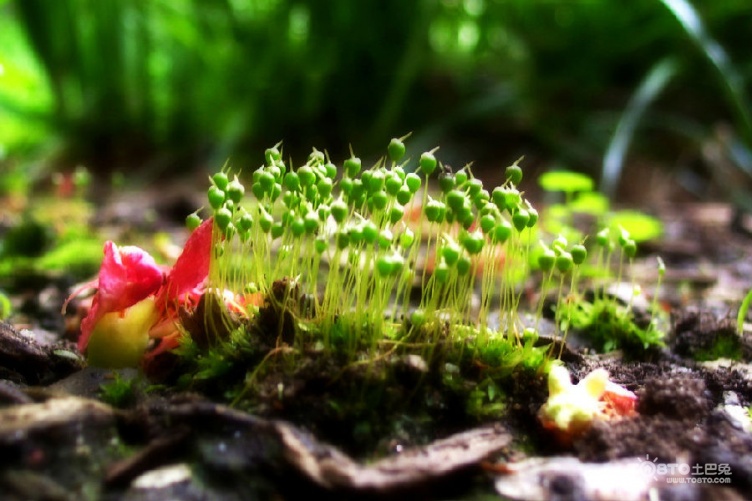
[738,288,752,335]
[601,58,678,197]
[660,0,752,145]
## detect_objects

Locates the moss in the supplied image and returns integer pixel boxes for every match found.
[693,332,742,362]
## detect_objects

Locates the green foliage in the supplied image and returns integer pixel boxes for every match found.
[99,372,137,408]
[0,196,100,280]
[538,171,594,194]
[660,0,752,146]
[738,289,752,335]
[559,297,665,354]
[4,0,750,184]
[0,290,11,320]
[608,210,664,244]
[142,138,672,457]
[692,332,742,362]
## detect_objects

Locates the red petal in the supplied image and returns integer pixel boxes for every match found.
[77,242,164,351]
[162,217,214,303]
[603,381,638,416]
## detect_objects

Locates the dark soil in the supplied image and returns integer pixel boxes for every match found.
[1,192,752,500]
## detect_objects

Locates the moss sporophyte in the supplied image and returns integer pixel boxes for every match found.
[65,138,667,423]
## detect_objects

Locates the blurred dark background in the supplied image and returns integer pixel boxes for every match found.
[1,0,751,203]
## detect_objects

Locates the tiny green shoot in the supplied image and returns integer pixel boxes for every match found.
[738,288,752,335]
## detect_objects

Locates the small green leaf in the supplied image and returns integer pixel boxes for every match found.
[538,171,594,193]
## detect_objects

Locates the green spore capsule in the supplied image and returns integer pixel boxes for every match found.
[298,166,316,188]
[538,248,556,272]
[390,204,405,224]
[331,200,348,223]
[361,221,379,244]
[238,212,254,232]
[290,217,306,237]
[308,149,325,165]
[446,189,465,211]
[259,211,273,233]
[434,261,450,283]
[491,187,507,210]
[466,178,483,198]
[388,138,406,163]
[304,212,319,234]
[459,208,475,230]
[265,147,281,165]
[456,255,472,275]
[441,244,461,266]
[208,186,225,210]
[385,173,402,196]
[370,191,389,210]
[215,207,233,231]
[337,231,350,250]
[555,252,574,273]
[405,173,421,194]
[455,169,468,187]
[526,206,539,227]
[368,170,385,193]
[348,225,364,245]
[480,214,496,234]
[400,228,415,248]
[462,231,485,255]
[512,209,530,232]
[226,178,245,204]
[270,183,282,202]
[419,152,437,176]
[378,229,394,248]
[424,199,445,223]
[571,244,588,265]
[186,213,202,231]
[411,309,426,327]
[438,173,455,193]
[474,189,490,210]
[376,255,394,277]
[618,227,630,247]
[271,222,285,239]
[552,235,568,252]
[267,164,282,181]
[283,172,301,192]
[340,177,354,196]
[623,239,637,258]
[491,221,513,244]
[349,179,365,204]
[212,172,229,191]
[392,166,406,181]
[258,171,275,193]
[251,181,265,200]
[317,177,333,198]
[505,164,523,185]
[344,156,362,178]
[315,236,328,254]
[596,228,610,247]
[251,179,266,200]
[396,186,413,205]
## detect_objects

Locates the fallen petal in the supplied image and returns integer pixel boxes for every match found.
[78,242,164,351]
[161,218,214,304]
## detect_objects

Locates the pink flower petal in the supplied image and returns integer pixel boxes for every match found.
[77,242,164,351]
[160,217,214,305]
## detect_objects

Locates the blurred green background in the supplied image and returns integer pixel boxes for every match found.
[1,0,751,200]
